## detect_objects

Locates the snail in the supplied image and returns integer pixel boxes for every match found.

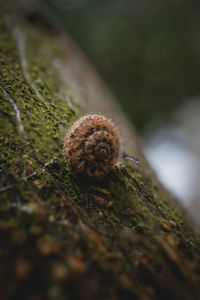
[63,114,139,178]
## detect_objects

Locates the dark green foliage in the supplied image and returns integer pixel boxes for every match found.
[45,0,200,131]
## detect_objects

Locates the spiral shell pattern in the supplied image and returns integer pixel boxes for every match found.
[64,115,121,177]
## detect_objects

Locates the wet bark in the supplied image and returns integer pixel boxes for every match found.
[0,2,200,299]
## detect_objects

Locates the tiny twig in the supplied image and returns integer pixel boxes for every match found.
[123,152,139,164]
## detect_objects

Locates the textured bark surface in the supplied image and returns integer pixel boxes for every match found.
[0,2,200,299]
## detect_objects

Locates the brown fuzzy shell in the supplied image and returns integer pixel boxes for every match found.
[63,114,122,177]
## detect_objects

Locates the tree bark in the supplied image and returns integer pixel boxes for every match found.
[0,2,200,300]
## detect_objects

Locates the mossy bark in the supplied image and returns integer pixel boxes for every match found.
[0,2,200,300]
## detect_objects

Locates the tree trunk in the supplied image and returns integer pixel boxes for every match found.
[0,2,200,300]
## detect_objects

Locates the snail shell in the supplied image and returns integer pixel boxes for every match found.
[63,114,122,177]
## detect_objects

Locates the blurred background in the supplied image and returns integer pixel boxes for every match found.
[42,0,200,226]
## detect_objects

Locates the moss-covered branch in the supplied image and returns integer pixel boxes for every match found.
[0,2,200,299]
